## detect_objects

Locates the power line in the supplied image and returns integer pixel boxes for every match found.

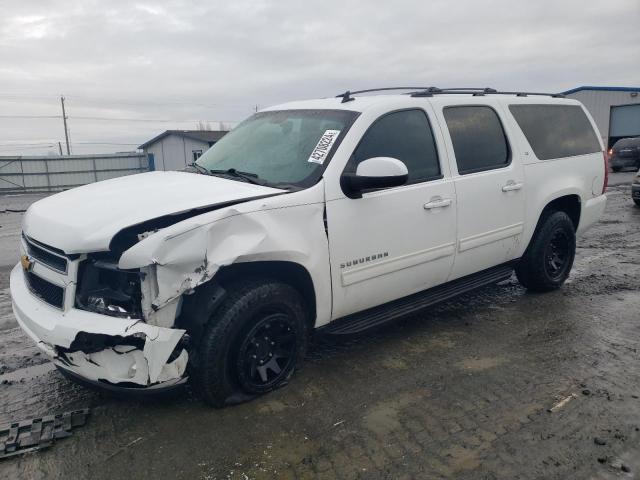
[69,116,238,123]
[0,92,254,110]
[0,114,239,123]
[0,144,56,151]
[0,142,60,146]
[0,115,61,119]
[72,141,140,145]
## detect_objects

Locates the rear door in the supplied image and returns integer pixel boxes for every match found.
[326,108,457,319]
[436,104,525,280]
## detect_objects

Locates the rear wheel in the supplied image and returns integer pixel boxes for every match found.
[516,211,576,292]
[611,166,622,172]
[634,199,640,207]
[193,280,309,407]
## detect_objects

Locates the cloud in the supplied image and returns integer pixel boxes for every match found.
[0,0,638,155]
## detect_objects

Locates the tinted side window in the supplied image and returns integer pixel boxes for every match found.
[351,109,440,183]
[509,105,601,160]
[444,106,510,174]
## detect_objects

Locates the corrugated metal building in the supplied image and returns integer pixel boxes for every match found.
[563,86,640,148]
[139,130,227,171]
[0,152,149,193]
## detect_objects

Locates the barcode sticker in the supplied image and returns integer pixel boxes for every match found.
[308,130,341,164]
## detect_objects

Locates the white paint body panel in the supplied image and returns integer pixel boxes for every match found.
[119,182,332,325]
[324,102,457,318]
[430,101,526,279]
[355,156,409,176]
[22,170,283,254]
[10,92,607,390]
[327,178,457,318]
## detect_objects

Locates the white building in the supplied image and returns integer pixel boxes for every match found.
[139,130,227,171]
[563,86,640,148]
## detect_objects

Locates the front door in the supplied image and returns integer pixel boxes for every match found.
[326,108,457,320]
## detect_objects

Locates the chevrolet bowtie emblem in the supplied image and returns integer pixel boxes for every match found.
[20,255,33,272]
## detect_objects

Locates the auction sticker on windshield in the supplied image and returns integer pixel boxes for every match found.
[308,130,341,164]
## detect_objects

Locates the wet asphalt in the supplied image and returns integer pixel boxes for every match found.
[0,171,639,479]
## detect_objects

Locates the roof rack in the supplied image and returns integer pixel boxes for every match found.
[336,87,437,103]
[336,87,564,103]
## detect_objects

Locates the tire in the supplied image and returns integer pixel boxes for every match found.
[516,211,576,292]
[611,166,622,172]
[193,279,309,407]
[634,199,640,207]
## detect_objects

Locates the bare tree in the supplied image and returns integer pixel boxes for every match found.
[196,120,212,131]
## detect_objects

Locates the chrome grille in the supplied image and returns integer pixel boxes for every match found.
[23,235,68,273]
[24,271,64,309]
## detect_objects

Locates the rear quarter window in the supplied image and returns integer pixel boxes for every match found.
[509,104,601,160]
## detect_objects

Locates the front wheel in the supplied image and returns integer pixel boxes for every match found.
[516,211,576,292]
[193,280,309,407]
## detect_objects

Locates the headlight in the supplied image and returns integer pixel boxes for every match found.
[75,259,143,318]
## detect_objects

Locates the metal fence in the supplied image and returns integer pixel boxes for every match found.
[0,152,153,194]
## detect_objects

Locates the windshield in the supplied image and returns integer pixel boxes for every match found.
[195,109,358,188]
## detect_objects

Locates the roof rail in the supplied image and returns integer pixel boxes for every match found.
[336,87,438,103]
[410,88,565,98]
[336,87,564,103]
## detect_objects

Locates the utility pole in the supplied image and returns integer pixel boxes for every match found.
[58,141,63,155]
[60,95,71,155]
[255,104,259,113]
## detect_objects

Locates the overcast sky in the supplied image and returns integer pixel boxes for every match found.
[0,0,638,156]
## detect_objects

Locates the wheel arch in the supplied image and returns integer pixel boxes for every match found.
[177,260,318,342]
[524,193,581,254]
[216,261,317,325]
[541,194,581,231]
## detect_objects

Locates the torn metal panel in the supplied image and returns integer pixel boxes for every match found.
[0,409,89,460]
[11,264,188,387]
[57,328,187,386]
[59,341,188,387]
[119,182,333,326]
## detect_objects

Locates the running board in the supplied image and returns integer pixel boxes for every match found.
[321,263,516,335]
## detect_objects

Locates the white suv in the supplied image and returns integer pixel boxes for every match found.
[10,87,608,406]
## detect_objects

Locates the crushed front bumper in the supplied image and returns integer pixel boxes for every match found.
[10,264,189,391]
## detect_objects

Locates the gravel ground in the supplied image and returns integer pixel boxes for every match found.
[0,172,639,479]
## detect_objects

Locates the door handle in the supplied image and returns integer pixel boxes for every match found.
[502,181,523,192]
[423,197,452,209]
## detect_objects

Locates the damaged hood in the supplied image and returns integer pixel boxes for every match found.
[23,171,285,254]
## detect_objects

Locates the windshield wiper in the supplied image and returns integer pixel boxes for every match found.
[189,162,213,176]
[208,168,265,185]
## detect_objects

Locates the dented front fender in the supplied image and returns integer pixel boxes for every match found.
[118,183,333,326]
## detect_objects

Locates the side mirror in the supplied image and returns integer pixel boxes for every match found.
[341,157,409,198]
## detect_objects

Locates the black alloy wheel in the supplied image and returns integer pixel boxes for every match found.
[236,312,298,392]
[544,229,571,281]
[515,210,576,292]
